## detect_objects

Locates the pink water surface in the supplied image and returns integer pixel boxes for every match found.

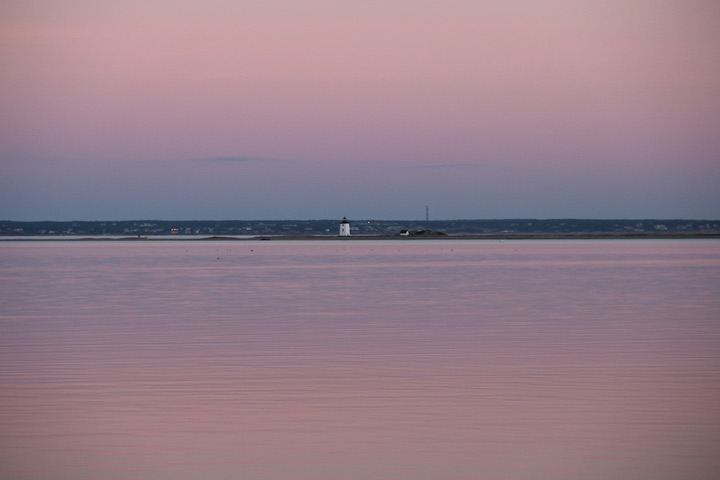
[1,240,719,479]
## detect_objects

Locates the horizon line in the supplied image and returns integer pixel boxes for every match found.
[2,217,719,223]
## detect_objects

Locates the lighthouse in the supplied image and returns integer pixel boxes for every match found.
[339,217,350,236]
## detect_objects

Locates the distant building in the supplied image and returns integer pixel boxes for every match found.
[339,217,350,236]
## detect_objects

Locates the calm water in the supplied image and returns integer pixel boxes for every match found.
[1,239,719,480]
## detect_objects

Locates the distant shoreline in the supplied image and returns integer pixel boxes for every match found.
[2,232,719,242]
[4,219,718,238]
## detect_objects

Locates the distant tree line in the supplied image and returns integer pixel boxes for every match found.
[1,219,718,236]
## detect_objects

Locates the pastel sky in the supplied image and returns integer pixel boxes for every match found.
[1,0,719,220]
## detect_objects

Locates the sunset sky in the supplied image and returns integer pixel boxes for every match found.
[1,0,719,220]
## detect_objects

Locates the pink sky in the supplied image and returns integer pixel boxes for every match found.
[1,0,719,220]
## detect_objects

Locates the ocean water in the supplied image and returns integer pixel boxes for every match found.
[1,239,719,480]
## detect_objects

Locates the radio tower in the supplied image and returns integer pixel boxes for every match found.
[425,205,429,222]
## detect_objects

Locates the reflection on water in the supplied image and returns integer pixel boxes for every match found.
[1,240,719,480]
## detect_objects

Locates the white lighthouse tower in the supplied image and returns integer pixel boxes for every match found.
[339,217,350,236]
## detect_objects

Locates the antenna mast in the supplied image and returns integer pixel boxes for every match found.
[425,205,429,222]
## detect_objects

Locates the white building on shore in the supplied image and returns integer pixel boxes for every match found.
[339,217,350,236]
